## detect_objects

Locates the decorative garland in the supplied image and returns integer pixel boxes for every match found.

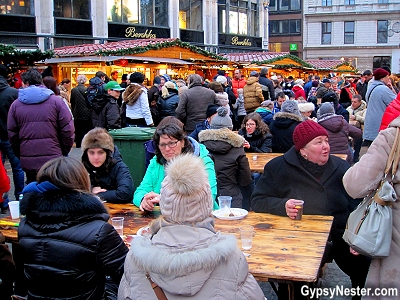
[0,44,54,66]
[96,38,227,61]
[252,54,315,69]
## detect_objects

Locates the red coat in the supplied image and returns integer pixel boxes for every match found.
[0,153,10,204]
[380,92,400,131]
[231,78,246,98]
[292,85,306,99]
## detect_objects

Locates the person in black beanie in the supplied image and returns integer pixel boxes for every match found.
[41,66,53,78]
[189,104,219,142]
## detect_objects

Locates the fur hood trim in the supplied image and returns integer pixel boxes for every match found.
[198,128,244,148]
[273,111,303,122]
[215,92,229,106]
[122,83,144,105]
[130,227,237,276]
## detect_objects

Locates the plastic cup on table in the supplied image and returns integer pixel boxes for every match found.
[218,196,232,217]
[293,200,304,220]
[111,217,124,237]
[8,201,20,219]
[240,225,254,250]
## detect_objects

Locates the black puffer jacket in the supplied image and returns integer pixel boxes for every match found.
[157,90,179,119]
[0,76,18,140]
[70,83,91,120]
[18,191,128,300]
[269,112,302,153]
[238,128,272,153]
[199,128,251,208]
[82,155,134,204]
[91,94,121,129]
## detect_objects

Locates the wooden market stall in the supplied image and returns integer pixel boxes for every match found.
[305,60,359,78]
[222,52,316,80]
[42,38,228,86]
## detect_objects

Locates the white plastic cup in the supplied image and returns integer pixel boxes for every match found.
[240,225,254,250]
[252,155,258,160]
[8,201,20,219]
[218,196,232,217]
[111,217,124,237]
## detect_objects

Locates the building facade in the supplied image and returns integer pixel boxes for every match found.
[0,0,269,54]
[303,0,400,73]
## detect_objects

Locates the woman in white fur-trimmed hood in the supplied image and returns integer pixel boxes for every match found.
[118,153,264,300]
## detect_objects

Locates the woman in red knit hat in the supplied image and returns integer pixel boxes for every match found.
[251,120,370,300]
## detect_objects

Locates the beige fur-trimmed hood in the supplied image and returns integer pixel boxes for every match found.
[122,83,144,105]
[198,128,244,148]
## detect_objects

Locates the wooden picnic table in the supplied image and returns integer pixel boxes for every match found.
[1,203,333,299]
[246,152,348,172]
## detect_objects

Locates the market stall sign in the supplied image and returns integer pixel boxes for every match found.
[289,44,298,51]
[231,36,252,47]
[108,24,170,39]
[114,59,129,67]
[125,27,156,39]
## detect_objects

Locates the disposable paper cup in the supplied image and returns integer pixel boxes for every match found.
[294,200,304,220]
[8,201,20,219]
[111,217,124,237]
[218,196,232,217]
[253,155,258,160]
[240,225,254,250]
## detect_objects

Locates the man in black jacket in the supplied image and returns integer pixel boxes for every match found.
[258,67,275,101]
[0,64,24,212]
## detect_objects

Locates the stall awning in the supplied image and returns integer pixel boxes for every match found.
[41,55,194,65]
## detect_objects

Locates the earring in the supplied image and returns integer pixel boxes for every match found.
[303,154,308,159]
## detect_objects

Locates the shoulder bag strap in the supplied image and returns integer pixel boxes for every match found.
[386,127,400,178]
[146,273,168,300]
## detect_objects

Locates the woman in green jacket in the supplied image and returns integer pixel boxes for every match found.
[133,122,218,211]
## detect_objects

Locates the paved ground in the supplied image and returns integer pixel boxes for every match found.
[3,146,368,299]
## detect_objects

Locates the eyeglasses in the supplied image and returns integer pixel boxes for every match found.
[246,123,256,127]
[158,140,179,149]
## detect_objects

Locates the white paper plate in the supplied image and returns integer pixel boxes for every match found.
[213,208,248,220]
[137,226,151,236]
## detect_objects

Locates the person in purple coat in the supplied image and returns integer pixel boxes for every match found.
[7,69,75,183]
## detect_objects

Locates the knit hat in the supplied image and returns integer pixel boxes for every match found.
[322,78,331,84]
[82,127,114,153]
[250,71,259,77]
[317,102,335,120]
[153,76,161,85]
[321,91,338,104]
[129,72,145,83]
[160,154,212,223]
[261,100,273,107]
[281,100,301,116]
[0,64,7,78]
[215,75,227,85]
[206,104,219,118]
[372,68,389,80]
[293,120,328,151]
[294,79,305,85]
[298,102,315,113]
[210,107,233,129]
[161,74,171,82]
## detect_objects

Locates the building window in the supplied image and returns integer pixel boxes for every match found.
[218,0,259,36]
[269,0,300,12]
[378,0,388,3]
[107,0,168,27]
[377,20,388,43]
[0,0,33,15]
[321,22,332,44]
[373,56,391,70]
[344,21,354,44]
[344,0,355,4]
[270,19,301,35]
[269,0,277,11]
[322,0,332,6]
[179,0,202,30]
[54,0,90,19]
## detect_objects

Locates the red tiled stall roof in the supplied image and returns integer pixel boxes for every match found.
[54,38,178,57]
[222,52,290,63]
[306,60,347,69]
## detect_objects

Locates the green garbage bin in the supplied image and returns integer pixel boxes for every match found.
[109,127,155,192]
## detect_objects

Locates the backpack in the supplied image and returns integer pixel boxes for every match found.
[85,82,104,108]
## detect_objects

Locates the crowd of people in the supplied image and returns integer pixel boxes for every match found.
[1,62,400,299]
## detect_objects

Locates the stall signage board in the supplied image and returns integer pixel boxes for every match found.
[108,24,170,39]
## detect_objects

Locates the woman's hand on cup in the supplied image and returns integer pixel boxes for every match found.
[243,140,250,149]
[140,192,160,211]
[92,186,107,194]
[285,199,302,219]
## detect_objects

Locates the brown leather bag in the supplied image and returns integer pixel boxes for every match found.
[146,273,168,300]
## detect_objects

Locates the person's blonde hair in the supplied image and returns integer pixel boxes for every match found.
[37,157,91,193]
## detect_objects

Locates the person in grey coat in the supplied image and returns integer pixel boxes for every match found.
[175,74,217,134]
[363,68,396,144]
[118,153,264,300]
